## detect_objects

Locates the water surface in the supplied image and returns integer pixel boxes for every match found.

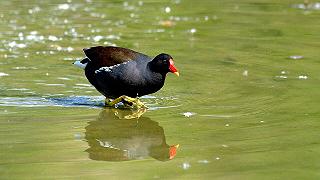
[1,0,320,179]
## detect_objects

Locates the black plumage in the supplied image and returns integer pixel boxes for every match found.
[76,46,179,98]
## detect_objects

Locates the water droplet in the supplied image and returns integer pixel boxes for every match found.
[190,28,197,34]
[182,112,196,117]
[7,41,26,48]
[93,35,103,42]
[276,75,287,79]
[48,35,59,41]
[67,47,74,52]
[28,6,41,14]
[105,35,120,40]
[58,4,70,10]
[298,75,308,79]
[289,55,303,60]
[198,160,210,164]
[30,31,38,35]
[74,133,82,140]
[165,7,171,13]
[182,162,191,170]
[0,72,9,77]
[242,70,248,76]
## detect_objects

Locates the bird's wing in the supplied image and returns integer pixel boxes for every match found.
[83,46,150,67]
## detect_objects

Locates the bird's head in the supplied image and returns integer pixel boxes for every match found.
[150,53,179,76]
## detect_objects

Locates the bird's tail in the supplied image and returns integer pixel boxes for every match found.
[73,57,90,69]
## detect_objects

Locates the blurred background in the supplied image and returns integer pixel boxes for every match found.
[1,0,320,179]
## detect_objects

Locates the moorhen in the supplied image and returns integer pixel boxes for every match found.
[73,46,179,108]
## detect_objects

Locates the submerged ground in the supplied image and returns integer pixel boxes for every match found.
[1,0,320,179]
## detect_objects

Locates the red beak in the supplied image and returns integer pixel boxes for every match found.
[169,59,179,76]
[169,144,179,160]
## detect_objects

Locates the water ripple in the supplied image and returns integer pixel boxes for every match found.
[0,95,180,110]
[0,96,104,108]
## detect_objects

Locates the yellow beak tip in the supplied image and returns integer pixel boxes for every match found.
[174,72,180,76]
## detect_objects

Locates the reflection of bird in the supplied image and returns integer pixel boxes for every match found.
[73,46,179,108]
[84,109,179,161]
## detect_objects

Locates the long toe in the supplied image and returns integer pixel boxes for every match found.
[122,96,146,109]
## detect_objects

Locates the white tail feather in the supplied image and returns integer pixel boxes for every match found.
[73,60,87,69]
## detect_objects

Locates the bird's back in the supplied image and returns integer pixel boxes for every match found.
[84,46,150,67]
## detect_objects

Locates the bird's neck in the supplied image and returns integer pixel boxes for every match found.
[146,63,166,89]
[147,62,167,77]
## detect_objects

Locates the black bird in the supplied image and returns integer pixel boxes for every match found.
[73,46,179,108]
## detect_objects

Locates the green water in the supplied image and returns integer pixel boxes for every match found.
[1,0,320,179]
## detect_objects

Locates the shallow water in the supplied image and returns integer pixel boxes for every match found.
[1,0,320,179]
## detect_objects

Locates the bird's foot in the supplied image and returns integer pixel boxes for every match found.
[105,95,147,109]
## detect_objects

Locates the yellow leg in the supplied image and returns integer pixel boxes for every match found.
[105,95,146,109]
[105,99,112,107]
